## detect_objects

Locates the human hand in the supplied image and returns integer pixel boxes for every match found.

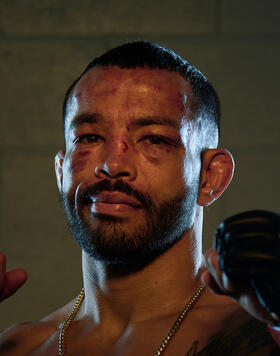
[0,253,28,303]
[202,210,280,325]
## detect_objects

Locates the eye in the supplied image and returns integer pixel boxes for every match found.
[73,134,102,145]
[143,135,169,145]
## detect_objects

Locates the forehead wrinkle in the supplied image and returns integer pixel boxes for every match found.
[128,116,181,130]
[70,112,104,131]
[66,67,198,133]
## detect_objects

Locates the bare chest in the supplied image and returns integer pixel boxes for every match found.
[31,318,213,356]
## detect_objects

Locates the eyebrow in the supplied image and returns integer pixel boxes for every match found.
[129,116,180,130]
[70,113,103,130]
[70,113,180,131]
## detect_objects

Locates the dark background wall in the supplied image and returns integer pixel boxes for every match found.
[1,0,279,328]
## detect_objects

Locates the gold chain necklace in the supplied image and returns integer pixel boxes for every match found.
[58,283,205,356]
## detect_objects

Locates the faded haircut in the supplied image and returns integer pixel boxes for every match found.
[63,41,220,147]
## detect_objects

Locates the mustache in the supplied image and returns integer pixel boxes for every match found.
[80,180,152,209]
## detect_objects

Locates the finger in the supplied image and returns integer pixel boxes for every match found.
[205,248,237,295]
[219,251,280,284]
[0,268,28,302]
[216,210,279,238]
[253,279,280,315]
[0,253,6,293]
[201,270,226,295]
[204,249,224,290]
[217,232,275,248]
[238,291,277,324]
[214,210,280,252]
[221,251,280,269]
[219,265,280,283]
[220,250,280,269]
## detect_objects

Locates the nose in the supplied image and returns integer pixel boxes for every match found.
[94,140,137,181]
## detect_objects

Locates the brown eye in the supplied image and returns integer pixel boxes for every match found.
[73,134,102,144]
[144,136,168,145]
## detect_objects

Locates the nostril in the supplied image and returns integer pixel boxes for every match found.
[94,157,136,181]
[94,166,106,178]
[95,165,130,179]
[95,167,108,178]
[116,171,130,178]
[100,168,110,177]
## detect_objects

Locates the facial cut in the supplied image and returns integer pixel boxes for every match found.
[58,66,202,267]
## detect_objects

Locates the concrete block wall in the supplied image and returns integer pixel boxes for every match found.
[0,0,279,328]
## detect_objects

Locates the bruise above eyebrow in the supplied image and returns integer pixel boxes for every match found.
[70,114,181,131]
[129,116,181,130]
[70,113,103,130]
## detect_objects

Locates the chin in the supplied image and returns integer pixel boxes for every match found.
[71,213,187,269]
[61,185,199,268]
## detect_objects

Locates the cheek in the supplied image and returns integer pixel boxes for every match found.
[62,150,92,192]
[139,154,186,198]
[70,150,91,174]
[139,143,172,164]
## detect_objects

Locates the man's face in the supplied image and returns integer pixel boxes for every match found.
[58,66,202,267]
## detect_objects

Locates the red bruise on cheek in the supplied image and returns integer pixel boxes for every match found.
[70,150,91,173]
[71,160,86,174]
[77,150,91,156]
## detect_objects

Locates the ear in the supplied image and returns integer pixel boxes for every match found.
[197,149,234,207]
[55,151,65,193]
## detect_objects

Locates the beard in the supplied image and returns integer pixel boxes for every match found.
[60,179,199,268]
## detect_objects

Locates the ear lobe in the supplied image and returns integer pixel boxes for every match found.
[197,149,234,207]
[55,151,65,193]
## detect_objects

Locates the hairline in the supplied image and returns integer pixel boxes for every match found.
[64,65,201,132]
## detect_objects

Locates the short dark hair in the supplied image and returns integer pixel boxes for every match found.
[63,41,220,140]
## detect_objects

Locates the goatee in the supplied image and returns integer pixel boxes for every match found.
[60,179,198,268]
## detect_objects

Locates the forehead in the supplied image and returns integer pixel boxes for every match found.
[66,66,195,129]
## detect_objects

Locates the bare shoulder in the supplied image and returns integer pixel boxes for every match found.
[198,317,278,355]
[184,291,279,355]
[0,320,58,355]
[0,296,78,355]
[192,308,279,355]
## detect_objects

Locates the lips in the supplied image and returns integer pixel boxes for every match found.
[91,191,142,209]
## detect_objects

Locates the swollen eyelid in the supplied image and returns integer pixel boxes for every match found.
[144,135,177,147]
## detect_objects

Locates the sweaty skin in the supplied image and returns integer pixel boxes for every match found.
[0,67,277,355]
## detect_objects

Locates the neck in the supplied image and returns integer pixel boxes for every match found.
[80,207,204,330]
